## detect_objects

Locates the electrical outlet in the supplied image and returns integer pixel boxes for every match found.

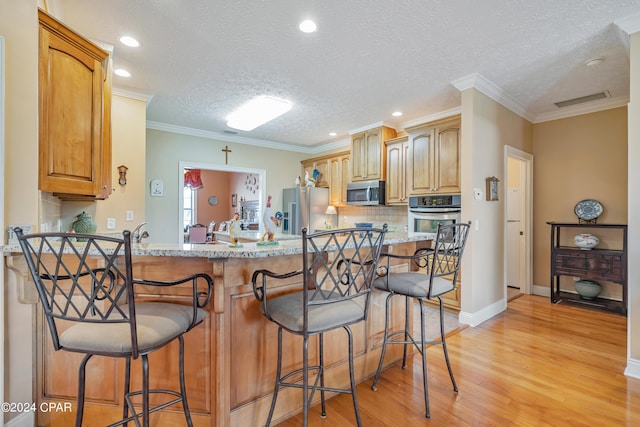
[107,218,116,230]
[7,224,33,244]
[473,188,483,200]
[126,210,134,221]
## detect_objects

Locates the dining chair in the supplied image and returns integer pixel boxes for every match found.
[15,228,213,427]
[252,225,387,427]
[188,223,207,243]
[371,221,471,418]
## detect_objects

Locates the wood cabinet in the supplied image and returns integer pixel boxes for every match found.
[301,157,329,188]
[351,126,397,182]
[38,9,112,200]
[329,154,351,206]
[385,136,409,205]
[548,222,627,315]
[301,150,350,206]
[406,116,460,195]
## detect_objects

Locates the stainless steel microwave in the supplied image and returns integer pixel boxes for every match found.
[346,180,385,206]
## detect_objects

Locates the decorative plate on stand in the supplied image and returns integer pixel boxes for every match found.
[574,199,603,223]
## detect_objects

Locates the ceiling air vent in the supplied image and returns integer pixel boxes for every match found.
[554,91,610,108]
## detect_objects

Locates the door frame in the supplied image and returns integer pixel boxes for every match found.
[504,145,533,296]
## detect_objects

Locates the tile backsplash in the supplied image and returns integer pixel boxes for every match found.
[39,192,63,232]
[336,205,407,232]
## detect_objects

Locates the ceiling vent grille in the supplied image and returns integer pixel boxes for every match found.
[554,91,611,108]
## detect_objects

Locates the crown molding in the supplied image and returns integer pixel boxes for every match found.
[400,106,462,129]
[146,121,316,154]
[307,137,351,155]
[532,95,629,123]
[112,88,154,104]
[348,121,397,135]
[451,73,535,122]
[615,12,640,35]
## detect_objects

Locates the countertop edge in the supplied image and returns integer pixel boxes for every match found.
[2,233,431,259]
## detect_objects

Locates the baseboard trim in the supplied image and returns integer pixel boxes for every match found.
[458,298,506,327]
[625,357,640,379]
[4,411,34,427]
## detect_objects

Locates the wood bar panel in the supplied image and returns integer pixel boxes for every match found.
[32,242,420,426]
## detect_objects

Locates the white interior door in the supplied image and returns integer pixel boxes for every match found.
[504,146,533,298]
[507,187,522,288]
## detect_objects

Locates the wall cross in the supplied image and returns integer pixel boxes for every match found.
[222,145,232,164]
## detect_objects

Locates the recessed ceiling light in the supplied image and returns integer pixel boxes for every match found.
[119,36,140,47]
[298,19,317,33]
[392,111,403,117]
[226,96,292,131]
[114,68,131,77]
[329,132,337,137]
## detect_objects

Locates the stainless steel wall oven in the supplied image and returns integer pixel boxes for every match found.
[408,194,461,238]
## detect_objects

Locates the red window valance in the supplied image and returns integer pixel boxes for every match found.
[184,169,203,190]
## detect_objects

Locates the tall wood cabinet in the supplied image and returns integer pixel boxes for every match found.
[406,116,461,195]
[38,9,112,200]
[350,126,397,182]
[301,150,350,206]
[385,136,409,205]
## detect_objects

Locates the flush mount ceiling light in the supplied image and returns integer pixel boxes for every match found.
[226,96,292,131]
[329,132,337,136]
[114,68,131,77]
[392,111,403,117]
[119,36,140,47]
[298,19,318,33]
[585,57,604,67]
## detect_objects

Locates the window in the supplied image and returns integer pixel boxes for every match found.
[183,186,196,230]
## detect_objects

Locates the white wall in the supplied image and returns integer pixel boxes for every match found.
[459,87,534,326]
[145,129,309,243]
[626,31,640,377]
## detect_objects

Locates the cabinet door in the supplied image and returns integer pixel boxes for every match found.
[329,157,342,205]
[38,11,109,198]
[434,120,461,194]
[340,155,350,205]
[314,159,330,187]
[350,132,366,181]
[385,138,408,205]
[408,129,435,195]
[364,129,382,181]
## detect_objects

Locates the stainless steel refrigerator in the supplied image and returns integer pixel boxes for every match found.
[282,187,329,235]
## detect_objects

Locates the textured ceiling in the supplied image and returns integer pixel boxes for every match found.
[52,0,640,151]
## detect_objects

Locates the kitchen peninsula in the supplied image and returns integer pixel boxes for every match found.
[3,232,431,426]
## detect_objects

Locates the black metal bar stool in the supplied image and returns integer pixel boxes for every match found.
[16,228,213,427]
[371,222,470,418]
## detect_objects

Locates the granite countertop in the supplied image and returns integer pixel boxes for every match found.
[2,232,430,259]
[212,230,300,241]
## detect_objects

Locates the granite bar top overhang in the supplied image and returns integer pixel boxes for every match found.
[2,232,430,259]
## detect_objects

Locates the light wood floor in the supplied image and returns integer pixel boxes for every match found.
[277,295,640,426]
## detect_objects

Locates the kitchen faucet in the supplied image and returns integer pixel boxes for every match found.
[131,222,149,243]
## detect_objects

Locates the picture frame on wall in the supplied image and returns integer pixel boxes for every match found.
[232,193,237,207]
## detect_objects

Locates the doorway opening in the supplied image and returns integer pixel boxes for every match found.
[504,146,533,302]
[177,161,265,244]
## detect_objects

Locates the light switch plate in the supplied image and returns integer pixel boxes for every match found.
[126,211,134,221]
[7,224,33,244]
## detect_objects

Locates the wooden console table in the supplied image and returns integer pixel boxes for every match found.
[547,222,627,315]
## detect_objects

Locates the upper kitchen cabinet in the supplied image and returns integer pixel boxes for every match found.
[407,116,461,195]
[329,152,350,206]
[38,9,112,200]
[301,151,350,206]
[350,126,397,182]
[385,136,409,205]
[301,157,329,188]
